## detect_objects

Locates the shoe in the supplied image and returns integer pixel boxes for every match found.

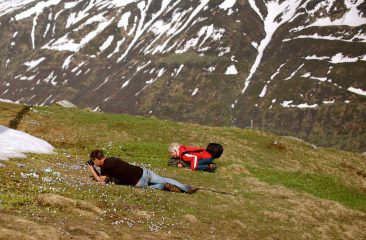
[164,183,182,193]
[207,163,217,172]
[186,187,199,194]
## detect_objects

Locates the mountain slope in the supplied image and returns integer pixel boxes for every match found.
[0,0,365,151]
[0,101,366,239]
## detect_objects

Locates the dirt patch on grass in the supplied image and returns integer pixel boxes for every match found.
[65,226,110,240]
[38,193,104,217]
[0,213,60,240]
[222,164,251,175]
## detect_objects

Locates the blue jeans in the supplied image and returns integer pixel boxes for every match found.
[135,168,191,192]
[196,158,214,171]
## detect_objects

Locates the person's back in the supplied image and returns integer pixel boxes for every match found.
[179,145,212,160]
[101,157,143,185]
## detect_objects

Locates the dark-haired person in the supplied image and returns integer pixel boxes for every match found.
[87,149,197,193]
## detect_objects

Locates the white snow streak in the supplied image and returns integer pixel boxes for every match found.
[64,1,78,9]
[0,0,37,17]
[99,35,114,52]
[241,0,304,94]
[24,57,46,71]
[259,85,267,98]
[330,53,359,64]
[14,0,61,21]
[107,39,125,59]
[304,53,365,64]
[284,32,366,43]
[280,100,318,109]
[118,0,174,62]
[248,0,263,21]
[62,55,74,70]
[43,14,114,52]
[284,64,304,80]
[348,87,366,96]
[259,63,285,98]
[270,63,286,80]
[151,0,208,55]
[172,64,184,77]
[323,100,335,104]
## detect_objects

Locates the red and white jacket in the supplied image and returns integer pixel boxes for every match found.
[178,145,212,170]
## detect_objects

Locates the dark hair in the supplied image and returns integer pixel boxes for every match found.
[206,143,223,158]
[90,149,104,160]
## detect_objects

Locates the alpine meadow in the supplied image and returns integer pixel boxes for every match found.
[0,1,366,239]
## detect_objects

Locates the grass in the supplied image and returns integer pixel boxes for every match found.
[155,51,222,66]
[1,102,366,239]
[250,167,366,212]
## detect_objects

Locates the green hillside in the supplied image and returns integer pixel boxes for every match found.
[0,102,365,239]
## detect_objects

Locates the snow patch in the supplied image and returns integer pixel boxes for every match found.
[43,15,115,52]
[62,55,74,70]
[259,85,267,98]
[191,88,199,96]
[304,55,330,61]
[219,0,236,10]
[281,100,318,109]
[203,66,215,72]
[347,87,366,96]
[330,53,359,64]
[323,100,335,104]
[241,0,304,94]
[99,35,114,52]
[121,79,130,89]
[225,64,238,75]
[307,1,366,27]
[117,11,131,30]
[24,57,46,71]
[172,64,184,77]
[107,39,125,59]
[0,125,54,160]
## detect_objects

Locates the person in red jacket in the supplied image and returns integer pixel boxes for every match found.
[168,143,217,171]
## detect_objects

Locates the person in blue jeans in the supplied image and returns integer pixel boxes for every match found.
[87,149,197,193]
[168,143,217,171]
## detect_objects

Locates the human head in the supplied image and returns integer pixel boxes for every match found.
[90,149,104,164]
[168,143,181,158]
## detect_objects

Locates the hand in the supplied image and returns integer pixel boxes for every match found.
[178,163,183,168]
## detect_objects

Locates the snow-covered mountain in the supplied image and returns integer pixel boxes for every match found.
[0,0,365,151]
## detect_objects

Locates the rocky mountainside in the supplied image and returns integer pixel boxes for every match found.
[0,0,365,151]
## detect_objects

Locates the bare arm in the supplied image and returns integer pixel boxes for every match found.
[88,165,107,183]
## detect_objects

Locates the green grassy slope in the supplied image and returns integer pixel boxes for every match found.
[0,102,365,239]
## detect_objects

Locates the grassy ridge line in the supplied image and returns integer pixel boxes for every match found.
[1,102,366,239]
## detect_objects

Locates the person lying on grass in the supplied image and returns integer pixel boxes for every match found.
[168,143,223,172]
[87,149,197,193]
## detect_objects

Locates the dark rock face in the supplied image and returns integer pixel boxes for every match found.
[0,0,365,151]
